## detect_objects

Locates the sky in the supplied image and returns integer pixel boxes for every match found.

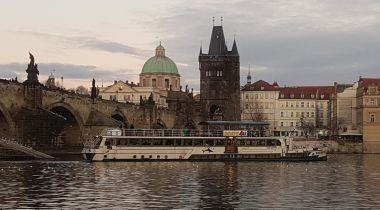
[1,0,380,91]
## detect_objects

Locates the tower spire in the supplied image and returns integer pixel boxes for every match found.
[247,64,251,85]
[231,37,238,55]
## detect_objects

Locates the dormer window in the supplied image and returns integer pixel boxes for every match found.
[290,94,294,99]
[261,86,264,90]
[301,94,304,98]
[311,94,315,99]
[321,94,325,99]
[281,94,284,98]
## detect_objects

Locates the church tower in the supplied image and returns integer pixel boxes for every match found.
[199,22,240,121]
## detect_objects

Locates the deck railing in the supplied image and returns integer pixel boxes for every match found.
[104,129,269,137]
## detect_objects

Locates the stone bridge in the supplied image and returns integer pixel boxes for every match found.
[0,79,180,147]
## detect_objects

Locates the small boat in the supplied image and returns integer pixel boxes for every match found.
[81,128,327,161]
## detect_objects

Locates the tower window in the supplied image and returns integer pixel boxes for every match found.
[370,114,376,123]
[165,79,169,88]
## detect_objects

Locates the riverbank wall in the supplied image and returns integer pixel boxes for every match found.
[293,139,363,154]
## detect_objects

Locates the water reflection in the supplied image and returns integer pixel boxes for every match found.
[1,155,380,209]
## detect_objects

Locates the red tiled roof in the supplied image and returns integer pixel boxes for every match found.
[279,86,334,100]
[242,80,280,91]
[359,78,380,88]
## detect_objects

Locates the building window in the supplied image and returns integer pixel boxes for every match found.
[296,112,299,117]
[245,94,248,99]
[245,104,249,109]
[281,112,284,117]
[165,79,169,88]
[291,122,294,127]
[370,114,376,123]
[217,70,223,76]
[152,79,157,87]
[280,122,284,127]
[306,112,309,118]
[142,79,146,86]
[290,103,294,108]
[301,102,304,108]
[311,112,315,118]
[291,112,294,117]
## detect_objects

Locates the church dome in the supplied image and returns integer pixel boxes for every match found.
[141,43,179,75]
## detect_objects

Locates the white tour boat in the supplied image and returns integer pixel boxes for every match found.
[81,128,327,161]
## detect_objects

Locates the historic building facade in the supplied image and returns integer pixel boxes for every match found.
[98,80,168,107]
[330,82,359,136]
[241,80,280,131]
[199,24,240,121]
[139,43,181,91]
[357,78,380,153]
[241,77,335,137]
[277,86,334,137]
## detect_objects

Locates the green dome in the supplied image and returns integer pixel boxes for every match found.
[141,43,179,75]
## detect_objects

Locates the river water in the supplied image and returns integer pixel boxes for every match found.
[1,154,380,209]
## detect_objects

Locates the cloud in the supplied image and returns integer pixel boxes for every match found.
[0,62,140,87]
[17,31,150,57]
[144,0,380,89]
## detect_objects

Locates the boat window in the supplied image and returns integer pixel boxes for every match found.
[141,139,151,146]
[194,139,203,146]
[105,140,111,146]
[175,139,182,146]
[267,139,276,146]
[205,139,214,146]
[165,139,175,146]
[152,139,163,146]
[119,139,127,145]
[129,139,140,146]
[183,139,192,146]
[256,139,266,146]
[215,139,224,146]
[238,140,246,146]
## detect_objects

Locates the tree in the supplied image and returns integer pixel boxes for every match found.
[76,85,89,95]
[247,101,265,122]
[299,116,315,138]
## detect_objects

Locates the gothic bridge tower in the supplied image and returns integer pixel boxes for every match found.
[199,23,240,121]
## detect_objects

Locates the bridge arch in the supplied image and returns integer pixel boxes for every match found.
[0,101,15,137]
[153,119,167,129]
[46,102,85,146]
[111,110,128,128]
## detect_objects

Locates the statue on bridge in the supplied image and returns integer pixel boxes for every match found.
[25,53,40,84]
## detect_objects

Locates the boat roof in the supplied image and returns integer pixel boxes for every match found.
[198,121,270,126]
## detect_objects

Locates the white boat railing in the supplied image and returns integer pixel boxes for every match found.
[105,129,269,138]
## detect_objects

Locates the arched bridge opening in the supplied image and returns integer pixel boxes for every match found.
[111,113,128,128]
[49,106,82,146]
[0,109,11,138]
